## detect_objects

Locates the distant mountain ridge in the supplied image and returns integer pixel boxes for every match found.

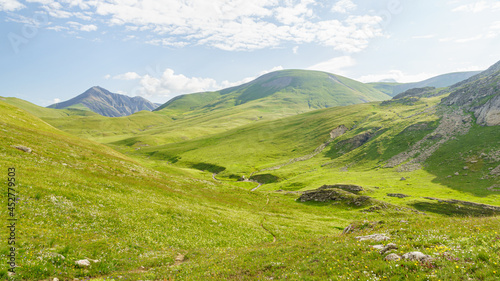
[155,69,391,113]
[370,71,481,96]
[48,86,158,117]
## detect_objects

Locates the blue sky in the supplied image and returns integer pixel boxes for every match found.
[1,0,499,106]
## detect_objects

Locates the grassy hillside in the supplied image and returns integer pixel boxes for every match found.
[0,100,383,280]
[0,97,97,118]
[156,70,390,114]
[135,94,500,206]
[2,94,500,280]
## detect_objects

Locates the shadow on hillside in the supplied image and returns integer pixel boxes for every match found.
[410,201,500,217]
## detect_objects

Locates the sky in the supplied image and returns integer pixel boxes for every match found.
[1,0,499,106]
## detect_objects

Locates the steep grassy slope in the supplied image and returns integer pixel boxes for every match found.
[0,97,98,118]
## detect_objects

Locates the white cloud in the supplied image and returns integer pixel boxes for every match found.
[14,0,382,52]
[452,0,500,13]
[307,56,356,75]
[67,21,97,32]
[126,66,285,99]
[331,0,357,14]
[292,46,299,54]
[357,70,437,83]
[0,0,25,11]
[138,69,220,97]
[113,72,141,80]
[47,25,69,31]
[104,74,111,79]
[53,98,61,103]
[80,24,97,31]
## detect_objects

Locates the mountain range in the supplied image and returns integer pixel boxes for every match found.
[46,69,483,119]
[48,86,159,117]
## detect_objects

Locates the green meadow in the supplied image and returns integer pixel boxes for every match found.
[1,76,499,280]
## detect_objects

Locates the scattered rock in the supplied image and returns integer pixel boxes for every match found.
[427,134,443,140]
[75,259,91,267]
[385,253,402,261]
[342,224,353,235]
[454,172,459,176]
[400,177,406,181]
[365,205,383,212]
[318,184,364,194]
[175,254,185,263]
[380,243,398,254]
[371,245,385,250]
[423,197,500,212]
[387,193,410,198]
[13,145,32,153]
[446,175,452,178]
[490,165,500,176]
[463,166,469,170]
[402,251,433,262]
[85,258,100,263]
[48,253,65,260]
[53,278,59,281]
[355,234,390,242]
[487,185,500,192]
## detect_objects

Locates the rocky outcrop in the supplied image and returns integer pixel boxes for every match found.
[298,186,371,206]
[385,111,473,171]
[318,184,363,194]
[442,60,500,126]
[387,193,410,198]
[423,197,500,212]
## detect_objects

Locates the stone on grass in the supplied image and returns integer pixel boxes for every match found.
[385,253,401,261]
[53,278,59,281]
[380,243,398,254]
[355,234,390,242]
[371,245,384,250]
[75,259,91,267]
[402,251,433,262]
[400,177,406,181]
[14,145,32,153]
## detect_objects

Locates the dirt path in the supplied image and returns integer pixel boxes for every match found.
[250,182,262,191]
